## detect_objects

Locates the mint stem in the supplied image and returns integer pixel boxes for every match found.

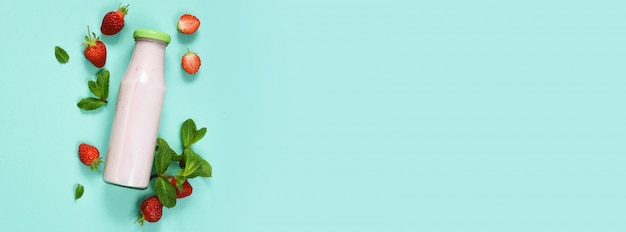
[151,173,174,180]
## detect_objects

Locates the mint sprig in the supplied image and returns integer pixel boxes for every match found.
[151,118,212,209]
[78,69,109,111]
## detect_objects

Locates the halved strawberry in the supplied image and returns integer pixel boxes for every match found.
[177,14,200,34]
[181,49,201,75]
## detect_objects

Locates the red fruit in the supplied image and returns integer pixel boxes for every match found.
[101,4,129,35]
[136,196,163,226]
[82,26,107,68]
[177,14,200,34]
[78,143,102,171]
[170,178,193,198]
[181,50,201,75]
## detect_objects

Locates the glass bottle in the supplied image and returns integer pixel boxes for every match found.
[104,29,171,189]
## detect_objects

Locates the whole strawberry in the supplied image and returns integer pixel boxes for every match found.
[181,49,201,75]
[101,4,129,35]
[136,196,163,226]
[177,14,200,34]
[78,143,102,171]
[170,178,193,198]
[82,27,107,68]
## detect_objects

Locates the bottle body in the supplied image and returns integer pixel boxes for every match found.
[104,38,167,189]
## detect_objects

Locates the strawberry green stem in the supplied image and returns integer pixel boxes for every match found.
[90,158,102,171]
[118,4,129,16]
[135,215,146,226]
[82,26,100,48]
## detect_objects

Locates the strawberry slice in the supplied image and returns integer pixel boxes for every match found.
[181,49,201,75]
[177,14,200,34]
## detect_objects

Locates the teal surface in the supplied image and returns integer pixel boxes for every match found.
[1,0,625,231]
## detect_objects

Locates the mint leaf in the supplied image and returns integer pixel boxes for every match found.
[192,127,207,144]
[188,159,212,178]
[54,46,69,64]
[154,177,177,208]
[171,153,183,162]
[183,148,196,166]
[175,175,186,191]
[80,70,109,110]
[77,97,105,110]
[167,149,178,162]
[181,146,212,178]
[75,183,84,200]
[155,138,172,174]
[88,80,102,98]
[182,148,200,177]
[183,159,200,177]
[96,70,110,100]
[181,119,197,147]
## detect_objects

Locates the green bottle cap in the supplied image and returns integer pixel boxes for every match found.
[133,29,171,44]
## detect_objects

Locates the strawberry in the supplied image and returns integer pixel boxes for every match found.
[78,143,102,171]
[177,14,200,34]
[82,26,107,68]
[170,178,193,198]
[136,196,163,226]
[100,4,129,35]
[181,50,201,75]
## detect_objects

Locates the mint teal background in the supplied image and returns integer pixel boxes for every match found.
[0,0,625,231]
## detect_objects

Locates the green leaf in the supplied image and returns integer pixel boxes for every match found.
[181,147,212,178]
[175,175,186,191]
[54,46,69,64]
[167,149,179,162]
[188,159,212,178]
[192,127,207,144]
[155,138,172,174]
[181,119,197,147]
[183,159,200,177]
[75,184,84,200]
[182,148,200,177]
[96,69,110,100]
[154,177,177,208]
[183,148,195,166]
[88,80,102,98]
[77,97,105,110]
[170,154,183,162]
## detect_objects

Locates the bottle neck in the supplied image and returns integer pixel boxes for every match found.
[135,38,168,47]
[131,38,167,67]
[125,38,167,83]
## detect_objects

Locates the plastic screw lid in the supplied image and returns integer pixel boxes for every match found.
[133,29,171,44]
